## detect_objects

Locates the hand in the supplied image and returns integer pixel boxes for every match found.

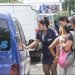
[25,46,30,49]
[53,57,58,65]
[19,43,26,48]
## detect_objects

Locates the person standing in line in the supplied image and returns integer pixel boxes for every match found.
[26,18,58,75]
[48,25,73,75]
[59,16,69,35]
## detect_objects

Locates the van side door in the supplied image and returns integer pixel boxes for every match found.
[13,19,28,75]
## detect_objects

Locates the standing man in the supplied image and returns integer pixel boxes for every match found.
[26,18,58,75]
[59,16,69,35]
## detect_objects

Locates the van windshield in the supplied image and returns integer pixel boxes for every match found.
[0,19,11,51]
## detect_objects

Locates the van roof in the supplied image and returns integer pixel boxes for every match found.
[0,13,11,20]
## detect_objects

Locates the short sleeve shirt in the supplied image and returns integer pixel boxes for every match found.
[36,28,58,56]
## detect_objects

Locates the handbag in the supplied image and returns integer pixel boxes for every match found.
[58,50,73,68]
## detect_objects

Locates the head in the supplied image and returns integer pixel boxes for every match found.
[38,20,44,31]
[63,25,73,34]
[59,16,69,27]
[38,17,49,31]
[70,16,75,30]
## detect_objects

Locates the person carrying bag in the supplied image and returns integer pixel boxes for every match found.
[49,24,75,75]
[58,47,74,68]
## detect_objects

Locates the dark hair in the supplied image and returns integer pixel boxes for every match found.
[64,25,73,33]
[39,17,49,28]
[70,16,75,25]
[59,16,69,23]
[44,17,49,28]
[39,20,44,25]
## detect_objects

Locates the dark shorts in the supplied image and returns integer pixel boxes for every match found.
[42,55,54,64]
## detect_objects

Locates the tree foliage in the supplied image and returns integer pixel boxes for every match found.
[54,11,68,21]
[62,0,75,15]
[0,0,18,3]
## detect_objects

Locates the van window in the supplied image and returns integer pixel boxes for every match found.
[0,19,11,51]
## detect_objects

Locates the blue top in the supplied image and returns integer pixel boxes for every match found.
[36,28,58,56]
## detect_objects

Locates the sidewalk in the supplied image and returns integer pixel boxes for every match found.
[30,62,44,75]
[30,61,75,75]
[57,61,75,75]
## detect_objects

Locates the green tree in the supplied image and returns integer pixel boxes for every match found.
[62,0,75,15]
[0,0,18,3]
[54,11,68,21]
[0,0,8,3]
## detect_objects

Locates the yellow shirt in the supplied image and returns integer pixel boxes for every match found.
[59,26,65,35]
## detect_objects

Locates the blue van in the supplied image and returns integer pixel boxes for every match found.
[0,13,30,75]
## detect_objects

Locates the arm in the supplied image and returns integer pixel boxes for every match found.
[27,30,41,49]
[48,37,59,57]
[56,44,60,57]
[27,39,40,49]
